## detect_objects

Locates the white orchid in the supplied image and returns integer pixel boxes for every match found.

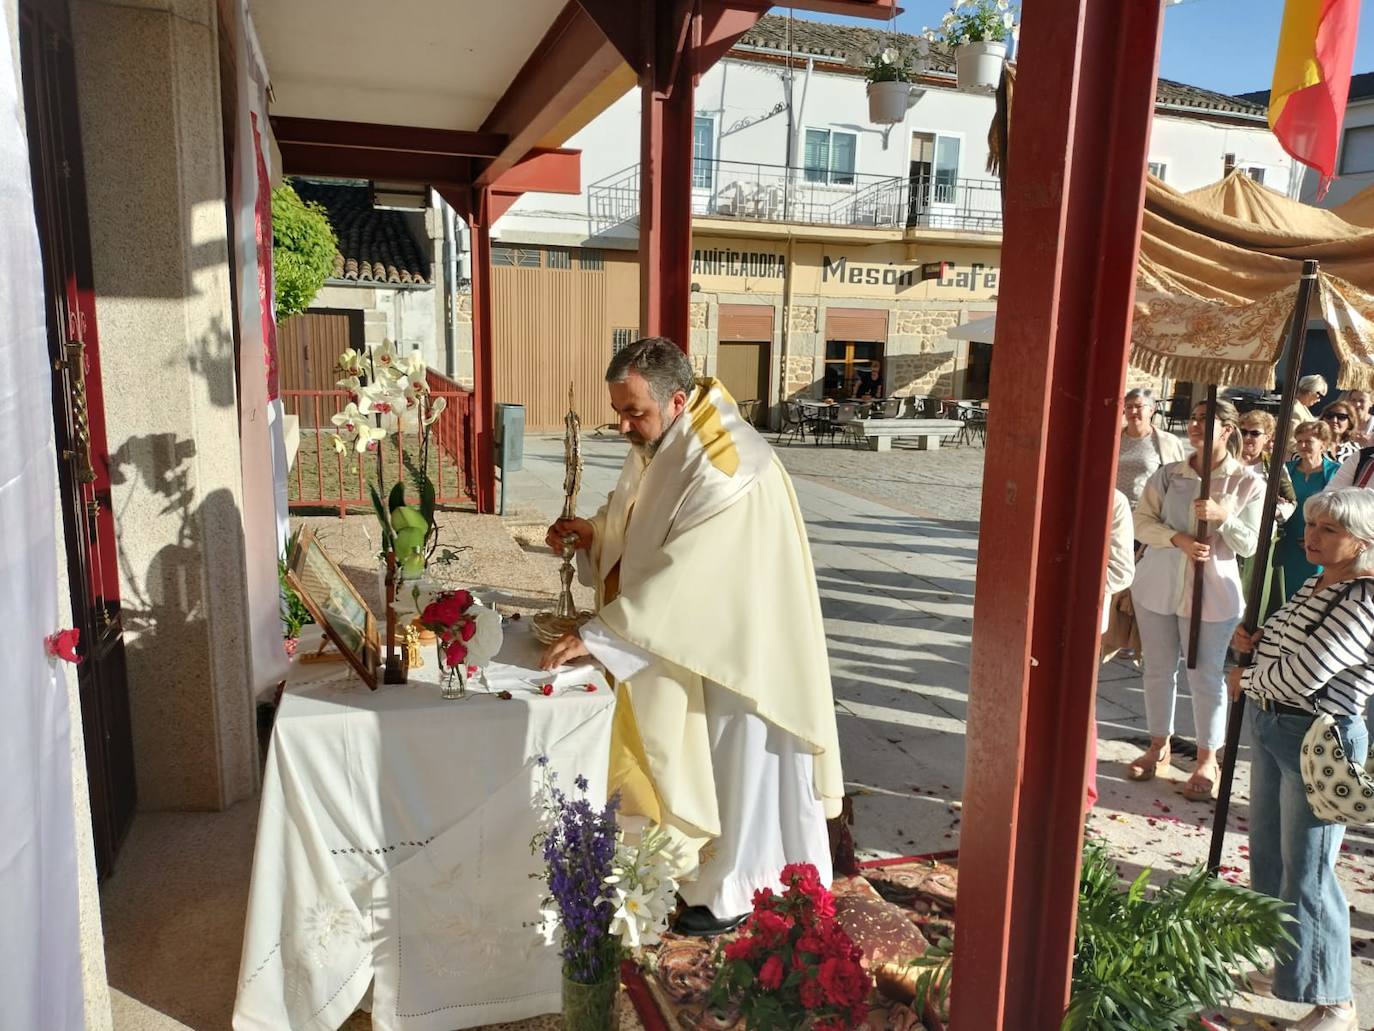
[370,338,399,371]
[354,423,387,454]
[330,402,366,439]
[402,350,428,381]
[424,395,447,426]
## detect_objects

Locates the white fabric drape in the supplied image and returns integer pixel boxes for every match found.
[232,0,289,697]
[0,16,84,1028]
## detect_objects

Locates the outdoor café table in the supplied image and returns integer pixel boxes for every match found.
[232,622,615,1031]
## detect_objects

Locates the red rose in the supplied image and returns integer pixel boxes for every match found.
[540,683,554,696]
[781,862,826,903]
[459,618,477,642]
[722,934,758,962]
[818,956,870,1009]
[445,640,468,666]
[452,589,473,611]
[751,887,779,911]
[497,690,513,700]
[799,976,826,1009]
[796,930,826,957]
[810,891,837,920]
[758,954,784,991]
[751,909,792,948]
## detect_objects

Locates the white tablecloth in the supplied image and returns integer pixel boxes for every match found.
[233,623,614,1031]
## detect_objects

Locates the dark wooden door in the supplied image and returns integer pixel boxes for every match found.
[277,308,364,424]
[20,0,137,879]
[717,342,769,422]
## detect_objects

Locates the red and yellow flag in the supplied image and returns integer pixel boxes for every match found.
[1269,0,1362,197]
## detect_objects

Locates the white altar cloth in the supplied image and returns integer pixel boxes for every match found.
[232,624,614,1031]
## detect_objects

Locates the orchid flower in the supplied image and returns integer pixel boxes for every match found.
[354,423,387,454]
[330,402,365,439]
[370,338,399,371]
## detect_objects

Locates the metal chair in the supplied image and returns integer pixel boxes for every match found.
[878,397,903,419]
[736,398,760,425]
[775,400,808,446]
[829,401,864,447]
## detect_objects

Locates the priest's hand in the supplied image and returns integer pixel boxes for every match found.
[546,518,594,553]
[540,632,590,670]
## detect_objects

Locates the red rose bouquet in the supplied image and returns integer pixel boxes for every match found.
[418,589,503,696]
[708,863,872,1030]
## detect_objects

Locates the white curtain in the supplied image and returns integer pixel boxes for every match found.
[0,12,84,1028]
[232,1,290,698]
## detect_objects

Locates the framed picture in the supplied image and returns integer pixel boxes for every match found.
[285,528,378,690]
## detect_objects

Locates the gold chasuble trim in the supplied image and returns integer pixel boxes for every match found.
[688,383,740,477]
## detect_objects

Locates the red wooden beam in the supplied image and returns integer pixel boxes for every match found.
[476,2,626,187]
[270,116,507,158]
[948,1,1164,1027]
[491,148,582,196]
[276,142,472,186]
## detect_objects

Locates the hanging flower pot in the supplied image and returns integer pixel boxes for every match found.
[867,80,912,125]
[954,40,1007,92]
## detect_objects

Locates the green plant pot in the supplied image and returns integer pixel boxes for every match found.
[562,972,619,1031]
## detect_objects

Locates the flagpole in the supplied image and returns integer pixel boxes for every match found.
[1207,258,1320,873]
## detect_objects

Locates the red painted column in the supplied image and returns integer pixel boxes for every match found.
[638,5,696,353]
[465,188,498,514]
[948,2,1164,1027]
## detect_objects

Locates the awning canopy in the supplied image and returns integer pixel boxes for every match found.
[1131,171,1374,391]
[949,313,997,342]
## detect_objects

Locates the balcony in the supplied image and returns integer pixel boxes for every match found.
[588,159,1003,236]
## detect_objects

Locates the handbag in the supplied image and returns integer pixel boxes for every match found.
[1288,578,1374,824]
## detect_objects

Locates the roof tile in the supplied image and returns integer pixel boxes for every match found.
[293,180,431,286]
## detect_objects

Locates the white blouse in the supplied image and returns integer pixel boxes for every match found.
[1131,455,1264,622]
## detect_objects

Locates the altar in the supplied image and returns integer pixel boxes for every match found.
[232,622,615,1031]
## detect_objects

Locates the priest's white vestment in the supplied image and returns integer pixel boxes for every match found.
[576,379,844,916]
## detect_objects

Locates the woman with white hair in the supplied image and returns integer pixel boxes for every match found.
[1286,375,1329,455]
[1228,488,1374,1031]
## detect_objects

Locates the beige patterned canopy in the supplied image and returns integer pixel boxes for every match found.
[1131,173,1374,390]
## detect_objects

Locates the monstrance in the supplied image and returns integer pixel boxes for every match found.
[532,384,595,645]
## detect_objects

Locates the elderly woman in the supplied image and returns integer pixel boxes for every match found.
[1343,388,1372,445]
[1228,488,1374,1031]
[1128,399,1264,799]
[1117,387,1186,509]
[1277,422,1343,603]
[1319,399,1360,465]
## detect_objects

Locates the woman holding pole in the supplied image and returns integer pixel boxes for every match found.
[1127,399,1264,799]
[1227,488,1374,1031]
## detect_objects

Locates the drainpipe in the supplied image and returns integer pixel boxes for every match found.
[439,191,456,378]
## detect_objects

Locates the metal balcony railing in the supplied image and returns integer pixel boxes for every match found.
[587,159,1003,235]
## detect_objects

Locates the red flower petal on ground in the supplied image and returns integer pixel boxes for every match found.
[540,683,554,696]
[584,683,597,692]
[497,690,513,700]
[45,628,81,664]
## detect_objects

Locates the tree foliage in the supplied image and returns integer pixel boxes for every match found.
[272,181,337,320]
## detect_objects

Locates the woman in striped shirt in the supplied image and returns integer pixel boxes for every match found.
[1227,488,1374,1031]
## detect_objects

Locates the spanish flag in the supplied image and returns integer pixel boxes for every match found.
[1269,0,1361,197]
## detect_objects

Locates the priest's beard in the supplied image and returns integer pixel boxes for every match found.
[626,430,666,460]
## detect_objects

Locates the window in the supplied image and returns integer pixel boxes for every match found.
[804,129,859,185]
[611,328,638,355]
[822,340,884,399]
[1147,160,1168,181]
[933,135,961,202]
[491,245,541,267]
[693,115,715,189]
[1342,125,1374,174]
[579,248,604,271]
[546,247,571,270]
[1244,166,1266,185]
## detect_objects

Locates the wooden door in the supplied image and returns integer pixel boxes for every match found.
[277,308,364,424]
[717,342,769,422]
[20,0,137,879]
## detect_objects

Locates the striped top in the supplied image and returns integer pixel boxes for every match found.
[1241,576,1374,717]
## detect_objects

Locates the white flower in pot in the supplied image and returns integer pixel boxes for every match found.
[860,39,923,125]
[926,0,1016,93]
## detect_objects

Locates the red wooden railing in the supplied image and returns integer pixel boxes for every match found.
[283,377,476,516]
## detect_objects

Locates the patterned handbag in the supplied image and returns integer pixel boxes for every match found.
[1300,714,1374,824]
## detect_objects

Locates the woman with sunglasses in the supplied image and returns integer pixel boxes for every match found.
[1237,411,1297,618]
[1320,401,1360,465]
[1276,421,1342,605]
[1129,399,1263,799]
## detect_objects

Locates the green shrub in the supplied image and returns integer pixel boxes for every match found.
[272,181,337,320]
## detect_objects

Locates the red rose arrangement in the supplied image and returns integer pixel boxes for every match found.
[708,863,872,1030]
[418,589,477,669]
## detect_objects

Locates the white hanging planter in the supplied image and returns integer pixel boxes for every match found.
[954,40,1007,92]
[867,80,912,125]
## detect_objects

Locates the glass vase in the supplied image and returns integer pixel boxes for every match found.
[437,650,467,700]
[562,971,619,1031]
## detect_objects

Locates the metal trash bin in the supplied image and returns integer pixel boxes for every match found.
[494,403,525,473]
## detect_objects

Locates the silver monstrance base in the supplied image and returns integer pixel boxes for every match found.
[531,539,592,645]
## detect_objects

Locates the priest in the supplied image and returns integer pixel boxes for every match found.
[540,337,845,936]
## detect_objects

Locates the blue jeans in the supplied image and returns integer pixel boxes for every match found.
[1135,607,1237,751]
[1249,707,1367,1005]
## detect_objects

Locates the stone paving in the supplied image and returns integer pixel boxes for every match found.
[506,429,1374,1029]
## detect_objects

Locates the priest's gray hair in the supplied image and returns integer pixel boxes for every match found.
[605,337,696,411]
[1304,488,1374,574]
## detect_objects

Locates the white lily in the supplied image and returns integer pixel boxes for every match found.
[608,886,658,951]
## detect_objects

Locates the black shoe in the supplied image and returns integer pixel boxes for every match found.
[672,905,747,938]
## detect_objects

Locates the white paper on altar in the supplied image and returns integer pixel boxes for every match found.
[233,626,614,1030]
[0,20,84,1028]
[231,0,289,699]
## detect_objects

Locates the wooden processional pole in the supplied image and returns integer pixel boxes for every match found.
[1207,258,1320,872]
[1186,385,1219,669]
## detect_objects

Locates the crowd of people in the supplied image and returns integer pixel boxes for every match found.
[1110,384,1374,1031]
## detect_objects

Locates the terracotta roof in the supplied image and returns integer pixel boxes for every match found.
[733,14,1265,118]
[292,180,431,286]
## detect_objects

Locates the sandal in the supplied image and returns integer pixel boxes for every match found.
[1180,770,1218,801]
[1127,747,1171,782]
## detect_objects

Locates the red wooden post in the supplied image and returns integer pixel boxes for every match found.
[466,188,498,514]
[949,2,1165,1027]
[638,3,696,352]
